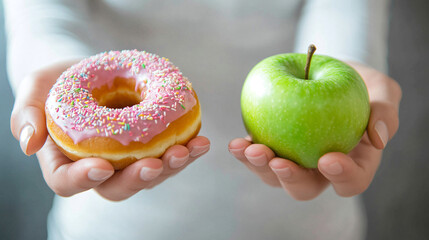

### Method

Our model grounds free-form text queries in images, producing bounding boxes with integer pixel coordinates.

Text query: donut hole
[91,77,144,109]
[96,90,142,109]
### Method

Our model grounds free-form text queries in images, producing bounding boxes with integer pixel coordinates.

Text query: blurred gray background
[0,0,428,239]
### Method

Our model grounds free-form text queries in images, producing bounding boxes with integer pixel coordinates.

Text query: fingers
[145,136,210,189]
[269,158,328,200]
[161,135,211,174]
[144,145,191,189]
[37,138,114,197]
[229,138,329,200]
[228,137,252,162]
[229,138,280,187]
[187,136,211,159]
[95,136,210,201]
[318,141,382,197]
[38,136,209,201]
[161,136,210,173]
[95,158,163,201]
[162,145,190,170]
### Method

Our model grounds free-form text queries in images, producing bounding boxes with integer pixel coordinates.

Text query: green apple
[241,46,370,168]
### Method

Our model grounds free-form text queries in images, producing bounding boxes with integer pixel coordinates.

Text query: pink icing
[45,50,197,145]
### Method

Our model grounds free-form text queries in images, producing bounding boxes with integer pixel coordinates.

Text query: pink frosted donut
[45,50,201,170]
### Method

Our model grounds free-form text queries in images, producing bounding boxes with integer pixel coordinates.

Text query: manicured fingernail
[190,145,210,158]
[88,168,113,181]
[375,121,389,148]
[247,154,267,167]
[19,125,34,155]
[140,167,163,181]
[323,162,343,175]
[272,167,292,179]
[169,155,188,169]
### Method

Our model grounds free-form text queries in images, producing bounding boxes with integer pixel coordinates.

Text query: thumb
[10,61,75,155]
[10,72,53,155]
[366,75,402,150]
[367,101,399,149]
[346,61,402,150]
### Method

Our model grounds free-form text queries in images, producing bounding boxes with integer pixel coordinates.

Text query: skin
[10,60,401,202]
[10,60,210,201]
[229,61,402,200]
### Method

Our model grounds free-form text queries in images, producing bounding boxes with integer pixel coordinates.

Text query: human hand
[10,61,210,201]
[229,61,401,200]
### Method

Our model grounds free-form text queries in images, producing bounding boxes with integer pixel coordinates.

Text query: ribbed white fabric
[4,0,390,239]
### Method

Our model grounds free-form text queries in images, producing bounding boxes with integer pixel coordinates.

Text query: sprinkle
[46,50,195,143]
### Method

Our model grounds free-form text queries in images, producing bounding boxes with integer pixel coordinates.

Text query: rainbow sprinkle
[46,50,196,145]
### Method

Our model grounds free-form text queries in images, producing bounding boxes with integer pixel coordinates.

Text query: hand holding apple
[229,46,401,200]
[241,45,370,168]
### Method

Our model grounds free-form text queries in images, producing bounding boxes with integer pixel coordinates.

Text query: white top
[4,0,390,239]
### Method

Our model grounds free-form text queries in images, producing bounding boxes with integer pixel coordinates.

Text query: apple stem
[304,44,317,80]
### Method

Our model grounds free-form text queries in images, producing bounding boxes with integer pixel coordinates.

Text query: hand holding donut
[229,62,401,200]
[10,55,210,201]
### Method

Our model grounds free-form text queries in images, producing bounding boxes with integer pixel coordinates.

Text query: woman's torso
[48,1,365,239]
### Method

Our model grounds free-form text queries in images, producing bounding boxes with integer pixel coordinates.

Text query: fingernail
[190,144,210,158]
[247,154,267,167]
[169,155,188,169]
[322,162,343,175]
[272,167,292,179]
[88,168,113,181]
[140,167,163,181]
[229,147,245,157]
[375,121,389,148]
[19,125,34,155]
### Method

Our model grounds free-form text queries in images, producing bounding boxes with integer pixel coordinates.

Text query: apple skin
[241,53,370,168]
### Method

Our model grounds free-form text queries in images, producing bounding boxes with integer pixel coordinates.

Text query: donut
[45,50,201,170]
